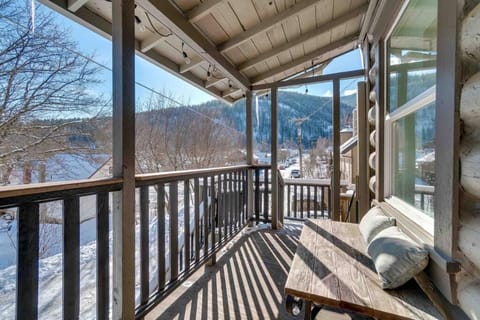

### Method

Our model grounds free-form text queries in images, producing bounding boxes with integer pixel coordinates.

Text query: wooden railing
[0,164,338,319]
[134,165,250,317]
[0,165,253,319]
[281,178,332,220]
[252,165,271,222]
[415,184,434,213]
[0,178,123,320]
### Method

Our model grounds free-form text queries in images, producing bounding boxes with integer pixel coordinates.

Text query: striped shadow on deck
[145,222,303,320]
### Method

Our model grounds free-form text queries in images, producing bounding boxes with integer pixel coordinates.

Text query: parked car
[290,169,301,178]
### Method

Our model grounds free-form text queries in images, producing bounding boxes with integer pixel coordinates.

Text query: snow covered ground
[0,194,210,319]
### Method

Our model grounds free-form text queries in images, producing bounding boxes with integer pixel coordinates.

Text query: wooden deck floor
[145,222,303,320]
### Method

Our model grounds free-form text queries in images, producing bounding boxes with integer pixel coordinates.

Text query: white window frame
[384,86,436,235]
[382,0,437,236]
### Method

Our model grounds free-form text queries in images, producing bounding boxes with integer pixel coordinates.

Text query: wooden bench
[285,219,443,320]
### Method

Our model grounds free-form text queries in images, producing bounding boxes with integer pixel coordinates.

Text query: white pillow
[367,226,429,289]
[359,206,396,244]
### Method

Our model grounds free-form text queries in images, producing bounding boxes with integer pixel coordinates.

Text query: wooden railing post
[271,86,279,229]
[246,91,254,226]
[111,0,136,318]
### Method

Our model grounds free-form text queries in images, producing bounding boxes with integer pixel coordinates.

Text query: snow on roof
[417,152,435,163]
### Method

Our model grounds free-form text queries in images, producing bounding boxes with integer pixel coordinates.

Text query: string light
[182,42,191,65]
[207,65,212,80]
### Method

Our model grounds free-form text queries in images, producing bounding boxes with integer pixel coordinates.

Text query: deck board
[145,222,302,320]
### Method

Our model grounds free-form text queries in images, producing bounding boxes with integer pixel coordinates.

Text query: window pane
[387,0,437,112]
[392,103,435,216]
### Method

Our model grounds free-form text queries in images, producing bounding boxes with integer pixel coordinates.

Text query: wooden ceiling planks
[58,0,369,102]
[193,14,229,45]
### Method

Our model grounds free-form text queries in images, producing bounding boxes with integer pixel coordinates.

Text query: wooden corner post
[112,0,136,319]
[246,90,254,226]
[433,0,462,303]
[332,79,341,221]
[271,87,279,229]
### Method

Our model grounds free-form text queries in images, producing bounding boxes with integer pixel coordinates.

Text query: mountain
[190,91,357,149]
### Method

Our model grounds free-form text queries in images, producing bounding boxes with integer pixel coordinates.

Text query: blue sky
[48,3,362,106]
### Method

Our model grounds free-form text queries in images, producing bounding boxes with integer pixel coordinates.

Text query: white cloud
[343,89,357,96]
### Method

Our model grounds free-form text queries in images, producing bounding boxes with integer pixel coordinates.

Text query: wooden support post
[332,79,341,221]
[271,86,279,228]
[246,91,254,226]
[357,81,370,218]
[111,0,136,318]
[433,0,462,303]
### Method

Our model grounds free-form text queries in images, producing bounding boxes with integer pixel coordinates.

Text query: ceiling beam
[252,36,357,84]
[205,77,226,88]
[139,34,166,53]
[282,61,329,82]
[187,0,224,23]
[179,55,204,73]
[67,0,89,12]
[136,0,250,90]
[238,4,368,71]
[358,0,378,43]
[222,88,242,98]
[218,0,321,53]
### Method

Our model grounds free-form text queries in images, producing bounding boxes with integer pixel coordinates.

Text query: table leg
[304,300,312,320]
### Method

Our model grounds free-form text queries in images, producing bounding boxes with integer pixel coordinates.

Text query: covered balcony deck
[144,221,302,320]
[1,0,474,319]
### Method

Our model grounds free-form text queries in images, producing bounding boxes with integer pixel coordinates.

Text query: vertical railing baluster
[235,171,239,230]
[229,172,233,234]
[203,177,209,256]
[140,186,149,305]
[194,178,200,263]
[63,196,80,319]
[223,173,228,237]
[217,174,223,243]
[287,184,291,218]
[243,169,247,225]
[321,186,325,218]
[300,185,304,219]
[294,185,297,218]
[255,168,260,222]
[328,186,332,218]
[263,168,268,221]
[170,182,179,281]
[97,192,109,320]
[184,180,190,271]
[307,186,311,218]
[314,186,318,218]
[238,171,242,228]
[210,176,216,249]
[157,183,166,290]
[17,203,40,320]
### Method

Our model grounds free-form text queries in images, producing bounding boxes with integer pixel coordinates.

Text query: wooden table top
[284,219,442,320]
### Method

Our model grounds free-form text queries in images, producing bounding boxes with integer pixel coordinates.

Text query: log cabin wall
[367,39,378,202]
[364,0,480,318]
[458,1,480,318]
